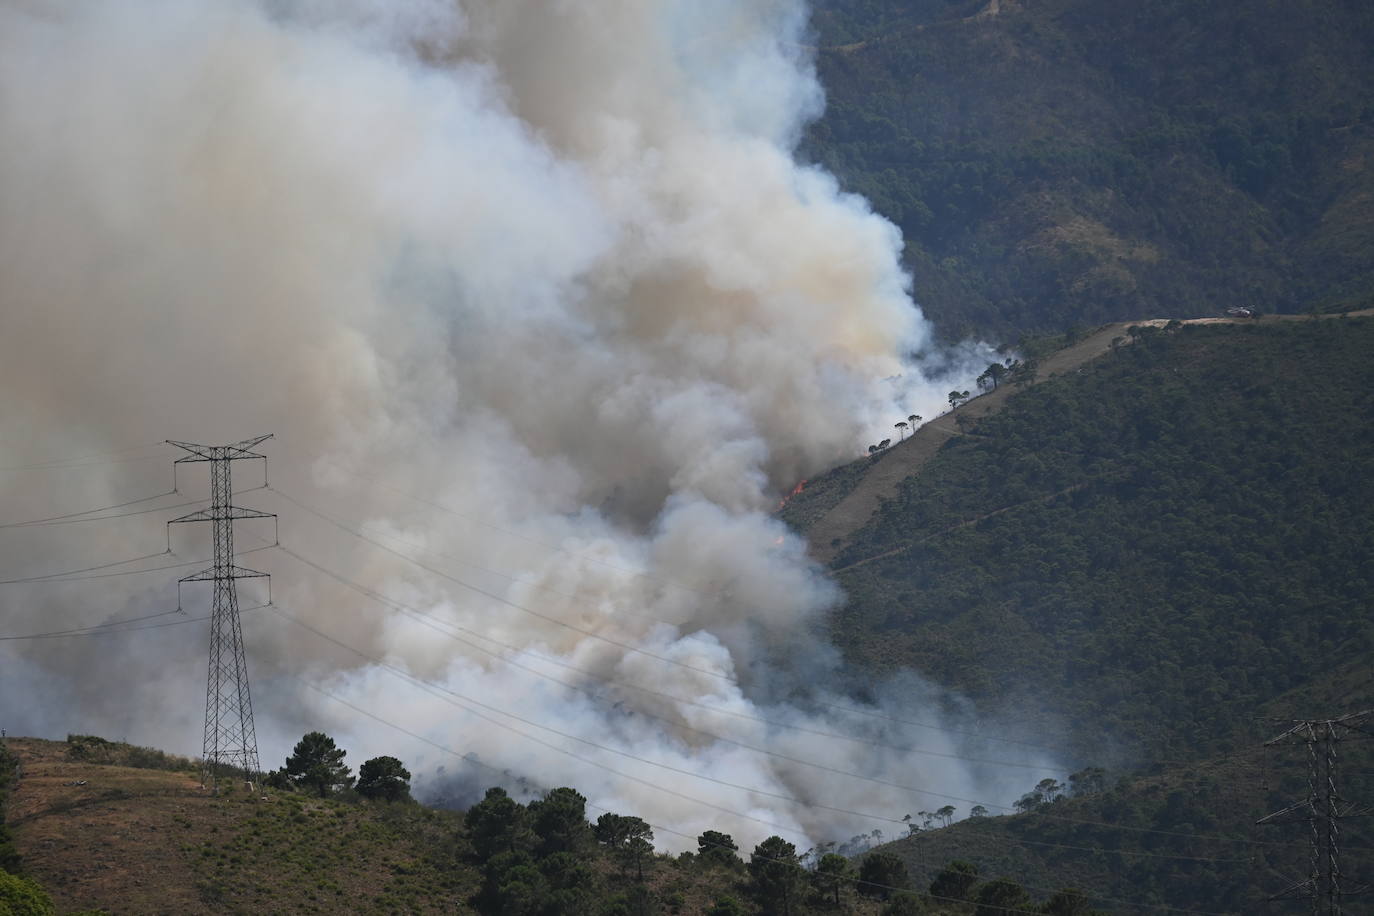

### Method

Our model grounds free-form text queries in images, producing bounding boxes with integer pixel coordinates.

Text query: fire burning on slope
[0,0,1037,851]
[777,479,807,511]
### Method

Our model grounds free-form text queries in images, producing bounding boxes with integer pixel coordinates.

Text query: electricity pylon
[168,436,276,791]
[1258,710,1373,914]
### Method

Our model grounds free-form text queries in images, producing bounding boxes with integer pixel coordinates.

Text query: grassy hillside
[3,738,471,914]
[805,0,1374,340]
[797,316,1374,766]
[8,736,1110,915]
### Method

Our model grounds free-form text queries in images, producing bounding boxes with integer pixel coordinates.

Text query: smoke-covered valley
[0,0,1055,850]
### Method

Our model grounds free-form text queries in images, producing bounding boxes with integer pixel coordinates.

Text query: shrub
[0,869,56,915]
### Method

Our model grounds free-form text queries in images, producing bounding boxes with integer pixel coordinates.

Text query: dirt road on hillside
[804,309,1374,563]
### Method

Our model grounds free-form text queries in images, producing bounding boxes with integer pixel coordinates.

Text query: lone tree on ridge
[284,731,353,798]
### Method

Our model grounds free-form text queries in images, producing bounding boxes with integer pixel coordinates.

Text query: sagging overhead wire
[263,526,1326,851]
[264,599,1265,863]
[0,550,169,584]
[0,603,269,642]
[1,609,189,641]
[4,496,201,528]
[279,449,716,597]
[266,484,1275,769]
[0,544,276,586]
[274,539,1064,773]
[268,601,808,838]
[0,485,265,530]
[0,441,171,473]
[0,490,175,528]
[268,486,741,676]
[268,477,1291,774]
[295,675,1245,916]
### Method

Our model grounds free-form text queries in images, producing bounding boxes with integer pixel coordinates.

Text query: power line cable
[272,487,1032,739]
[264,600,1278,860]
[0,603,268,642]
[3,545,276,585]
[0,550,170,584]
[275,540,1073,773]
[0,490,175,528]
[4,485,264,529]
[267,601,822,836]
[268,486,742,675]
[295,678,1070,915]
[272,467,1298,775]
[273,540,1329,841]
[0,442,171,472]
[1,610,189,641]
[278,452,712,597]
[266,485,1273,768]
[262,494,1332,848]
[295,674,1242,915]
[5,497,201,528]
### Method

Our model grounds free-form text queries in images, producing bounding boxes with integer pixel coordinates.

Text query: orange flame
[776,478,807,510]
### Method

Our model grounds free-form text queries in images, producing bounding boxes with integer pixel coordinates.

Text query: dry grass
[6,738,474,915]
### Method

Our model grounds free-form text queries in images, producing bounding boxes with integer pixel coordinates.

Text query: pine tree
[283,731,352,798]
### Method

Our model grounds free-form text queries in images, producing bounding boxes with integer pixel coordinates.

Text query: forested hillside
[871,728,1374,916]
[805,0,1374,340]
[802,317,1374,767]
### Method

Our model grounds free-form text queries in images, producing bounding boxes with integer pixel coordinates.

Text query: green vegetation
[0,740,19,875]
[824,318,1374,763]
[64,734,196,772]
[745,835,806,914]
[805,0,1374,340]
[871,747,1374,914]
[460,781,1087,914]
[187,787,467,913]
[856,851,910,900]
[14,734,1100,913]
[1,741,56,916]
[777,454,875,533]
[281,731,354,798]
[356,755,412,802]
[0,869,54,916]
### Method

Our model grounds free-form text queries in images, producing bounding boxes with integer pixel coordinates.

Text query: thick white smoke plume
[0,0,1049,849]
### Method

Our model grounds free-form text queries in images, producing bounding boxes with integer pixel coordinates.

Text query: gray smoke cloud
[0,0,1052,849]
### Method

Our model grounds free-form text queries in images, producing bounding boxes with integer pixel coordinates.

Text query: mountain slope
[805,0,1374,340]
[787,316,1374,765]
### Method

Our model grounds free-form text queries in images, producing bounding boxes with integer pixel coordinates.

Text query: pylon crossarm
[1263,721,1315,746]
[1330,712,1374,741]
[179,564,268,584]
[1338,880,1372,898]
[228,434,273,453]
[1257,800,1315,825]
[170,506,274,524]
[168,435,272,460]
[1267,876,1317,902]
[167,441,217,462]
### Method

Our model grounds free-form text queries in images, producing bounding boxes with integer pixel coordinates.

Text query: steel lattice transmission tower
[1258,709,1373,914]
[168,436,276,791]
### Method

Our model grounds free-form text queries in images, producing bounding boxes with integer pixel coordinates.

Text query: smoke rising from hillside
[0,0,1047,847]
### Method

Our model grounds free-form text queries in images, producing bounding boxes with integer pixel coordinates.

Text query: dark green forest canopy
[817,318,1374,763]
[804,0,1374,340]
